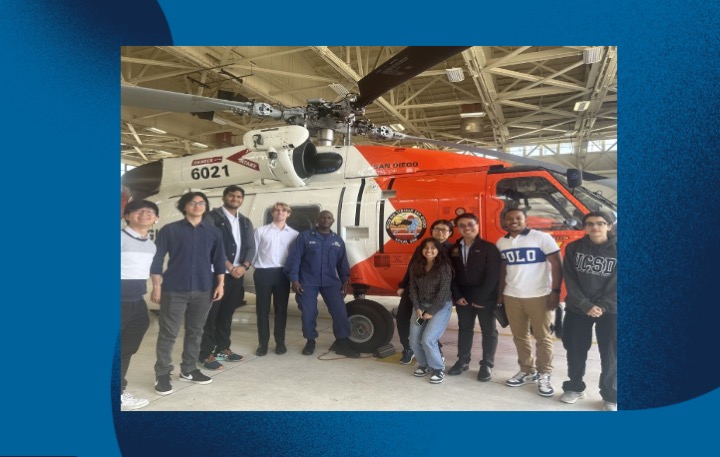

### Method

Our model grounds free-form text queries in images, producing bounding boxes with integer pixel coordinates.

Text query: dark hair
[410,238,451,278]
[454,213,478,226]
[502,207,527,218]
[177,191,210,216]
[431,219,453,234]
[582,211,613,225]
[123,199,159,218]
[223,185,245,197]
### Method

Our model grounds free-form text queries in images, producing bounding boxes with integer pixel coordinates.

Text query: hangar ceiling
[121,46,617,197]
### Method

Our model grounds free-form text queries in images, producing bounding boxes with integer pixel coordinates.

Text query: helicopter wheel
[346,299,394,353]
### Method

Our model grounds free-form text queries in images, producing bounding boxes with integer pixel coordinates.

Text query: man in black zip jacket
[448,213,502,381]
[559,211,617,411]
[199,185,257,370]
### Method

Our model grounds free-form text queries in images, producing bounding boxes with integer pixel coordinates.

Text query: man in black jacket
[199,186,257,370]
[559,211,617,411]
[447,213,502,381]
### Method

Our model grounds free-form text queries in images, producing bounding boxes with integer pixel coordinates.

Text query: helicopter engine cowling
[243,126,316,188]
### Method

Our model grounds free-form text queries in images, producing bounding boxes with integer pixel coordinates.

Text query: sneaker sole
[179,376,212,385]
[121,400,150,411]
[538,389,555,397]
[399,356,415,365]
[429,378,444,384]
[155,389,173,396]
[560,393,587,404]
[414,372,430,377]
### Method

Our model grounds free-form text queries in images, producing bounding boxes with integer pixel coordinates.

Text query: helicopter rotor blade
[402,135,617,190]
[121,85,251,113]
[354,46,471,108]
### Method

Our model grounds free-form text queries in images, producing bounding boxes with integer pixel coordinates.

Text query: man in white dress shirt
[252,202,299,356]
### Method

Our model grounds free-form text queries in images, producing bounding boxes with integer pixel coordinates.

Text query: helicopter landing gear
[345,298,394,353]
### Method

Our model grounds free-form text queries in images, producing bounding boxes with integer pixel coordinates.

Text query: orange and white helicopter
[121,47,617,353]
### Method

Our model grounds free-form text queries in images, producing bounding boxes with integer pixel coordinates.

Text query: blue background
[1,0,718,455]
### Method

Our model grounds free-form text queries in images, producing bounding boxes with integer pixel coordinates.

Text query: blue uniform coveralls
[284,229,351,340]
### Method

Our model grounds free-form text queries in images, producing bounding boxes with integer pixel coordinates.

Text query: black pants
[199,274,245,360]
[561,310,617,403]
[396,291,413,350]
[121,298,150,392]
[455,304,498,367]
[254,268,290,347]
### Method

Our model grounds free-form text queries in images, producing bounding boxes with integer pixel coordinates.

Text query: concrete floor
[124,294,606,412]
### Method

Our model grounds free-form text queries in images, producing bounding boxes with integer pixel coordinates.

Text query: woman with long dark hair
[408,238,454,384]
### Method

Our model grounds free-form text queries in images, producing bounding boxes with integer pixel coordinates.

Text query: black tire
[346,299,395,353]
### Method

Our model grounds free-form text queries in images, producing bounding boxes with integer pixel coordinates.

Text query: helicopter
[121,46,617,353]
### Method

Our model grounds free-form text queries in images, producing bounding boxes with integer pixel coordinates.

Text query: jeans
[409,303,452,370]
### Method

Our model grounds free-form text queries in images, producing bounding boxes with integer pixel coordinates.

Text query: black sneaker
[477,364,492,382]
[334,338,360,358]
[413,366,432,377]
[155,374,173,395]
[399,349,415,365]
[302,340,315,355]
[179,369,212,385]
[430,369,445,384]
[448,360,469,376]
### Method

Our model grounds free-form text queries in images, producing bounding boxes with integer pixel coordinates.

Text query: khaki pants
[504,294,554,374]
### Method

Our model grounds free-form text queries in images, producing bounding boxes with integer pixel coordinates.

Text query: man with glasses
[447,213,502,381]
[150,191,226,395]
[559,211,617,411]
[395,220,453,364]
[497,207,562,397]
[120,200,159,410]
[198,186,256,370]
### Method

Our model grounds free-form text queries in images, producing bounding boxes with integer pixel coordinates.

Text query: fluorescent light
[212,115,228,125]
[574,101,591,112]
[389,123,405,131]
[446,67,465,83]
[191,142,209,148]
[583,47,604,64]
[329,83,350,96]
[145,127,166,134]
[460,111,486,118]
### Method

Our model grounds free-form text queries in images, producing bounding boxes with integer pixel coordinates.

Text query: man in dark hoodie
[559,211,617,411]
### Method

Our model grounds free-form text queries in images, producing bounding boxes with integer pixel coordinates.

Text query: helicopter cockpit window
[264,205,320,233]
[496,176,584,232]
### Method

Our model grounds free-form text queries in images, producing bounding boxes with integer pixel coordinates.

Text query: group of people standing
[395,208,617,411]
[119,186,358,410]
[120,186,617,412]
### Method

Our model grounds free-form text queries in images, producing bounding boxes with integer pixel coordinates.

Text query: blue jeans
[409,303,452,370]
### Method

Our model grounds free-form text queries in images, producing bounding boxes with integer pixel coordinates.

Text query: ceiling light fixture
[459,111,486,118]
[145,127,166,134]
[212,115,228,126]
[329,83,350,97]
[583,47,604,64]
[574,101,591,112]
[191,142,209,148]
[389,123,405,131]
[446,67,465,83]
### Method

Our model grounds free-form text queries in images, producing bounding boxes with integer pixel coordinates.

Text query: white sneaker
[559,390,587,404]
[506,371,538,387]
[603,401,618,411]
[121,392,150,411]
[537,373,554,397]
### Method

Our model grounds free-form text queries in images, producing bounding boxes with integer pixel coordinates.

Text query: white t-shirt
[496,229,560,298]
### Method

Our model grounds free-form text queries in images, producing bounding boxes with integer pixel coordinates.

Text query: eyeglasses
[432,227,450,232]
[131,209,156,216]
[188,201,207,207]
[457,223,477,229]
[584,221,608,228]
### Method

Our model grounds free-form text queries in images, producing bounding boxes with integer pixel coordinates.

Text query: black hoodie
[563,235,617,315]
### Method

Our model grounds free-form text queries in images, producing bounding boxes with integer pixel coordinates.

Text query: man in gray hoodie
[559,211,617,411]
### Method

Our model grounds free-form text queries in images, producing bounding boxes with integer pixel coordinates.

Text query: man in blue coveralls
[285,210,360,358]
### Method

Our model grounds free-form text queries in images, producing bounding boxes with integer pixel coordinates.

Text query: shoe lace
[538,374,551,386]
